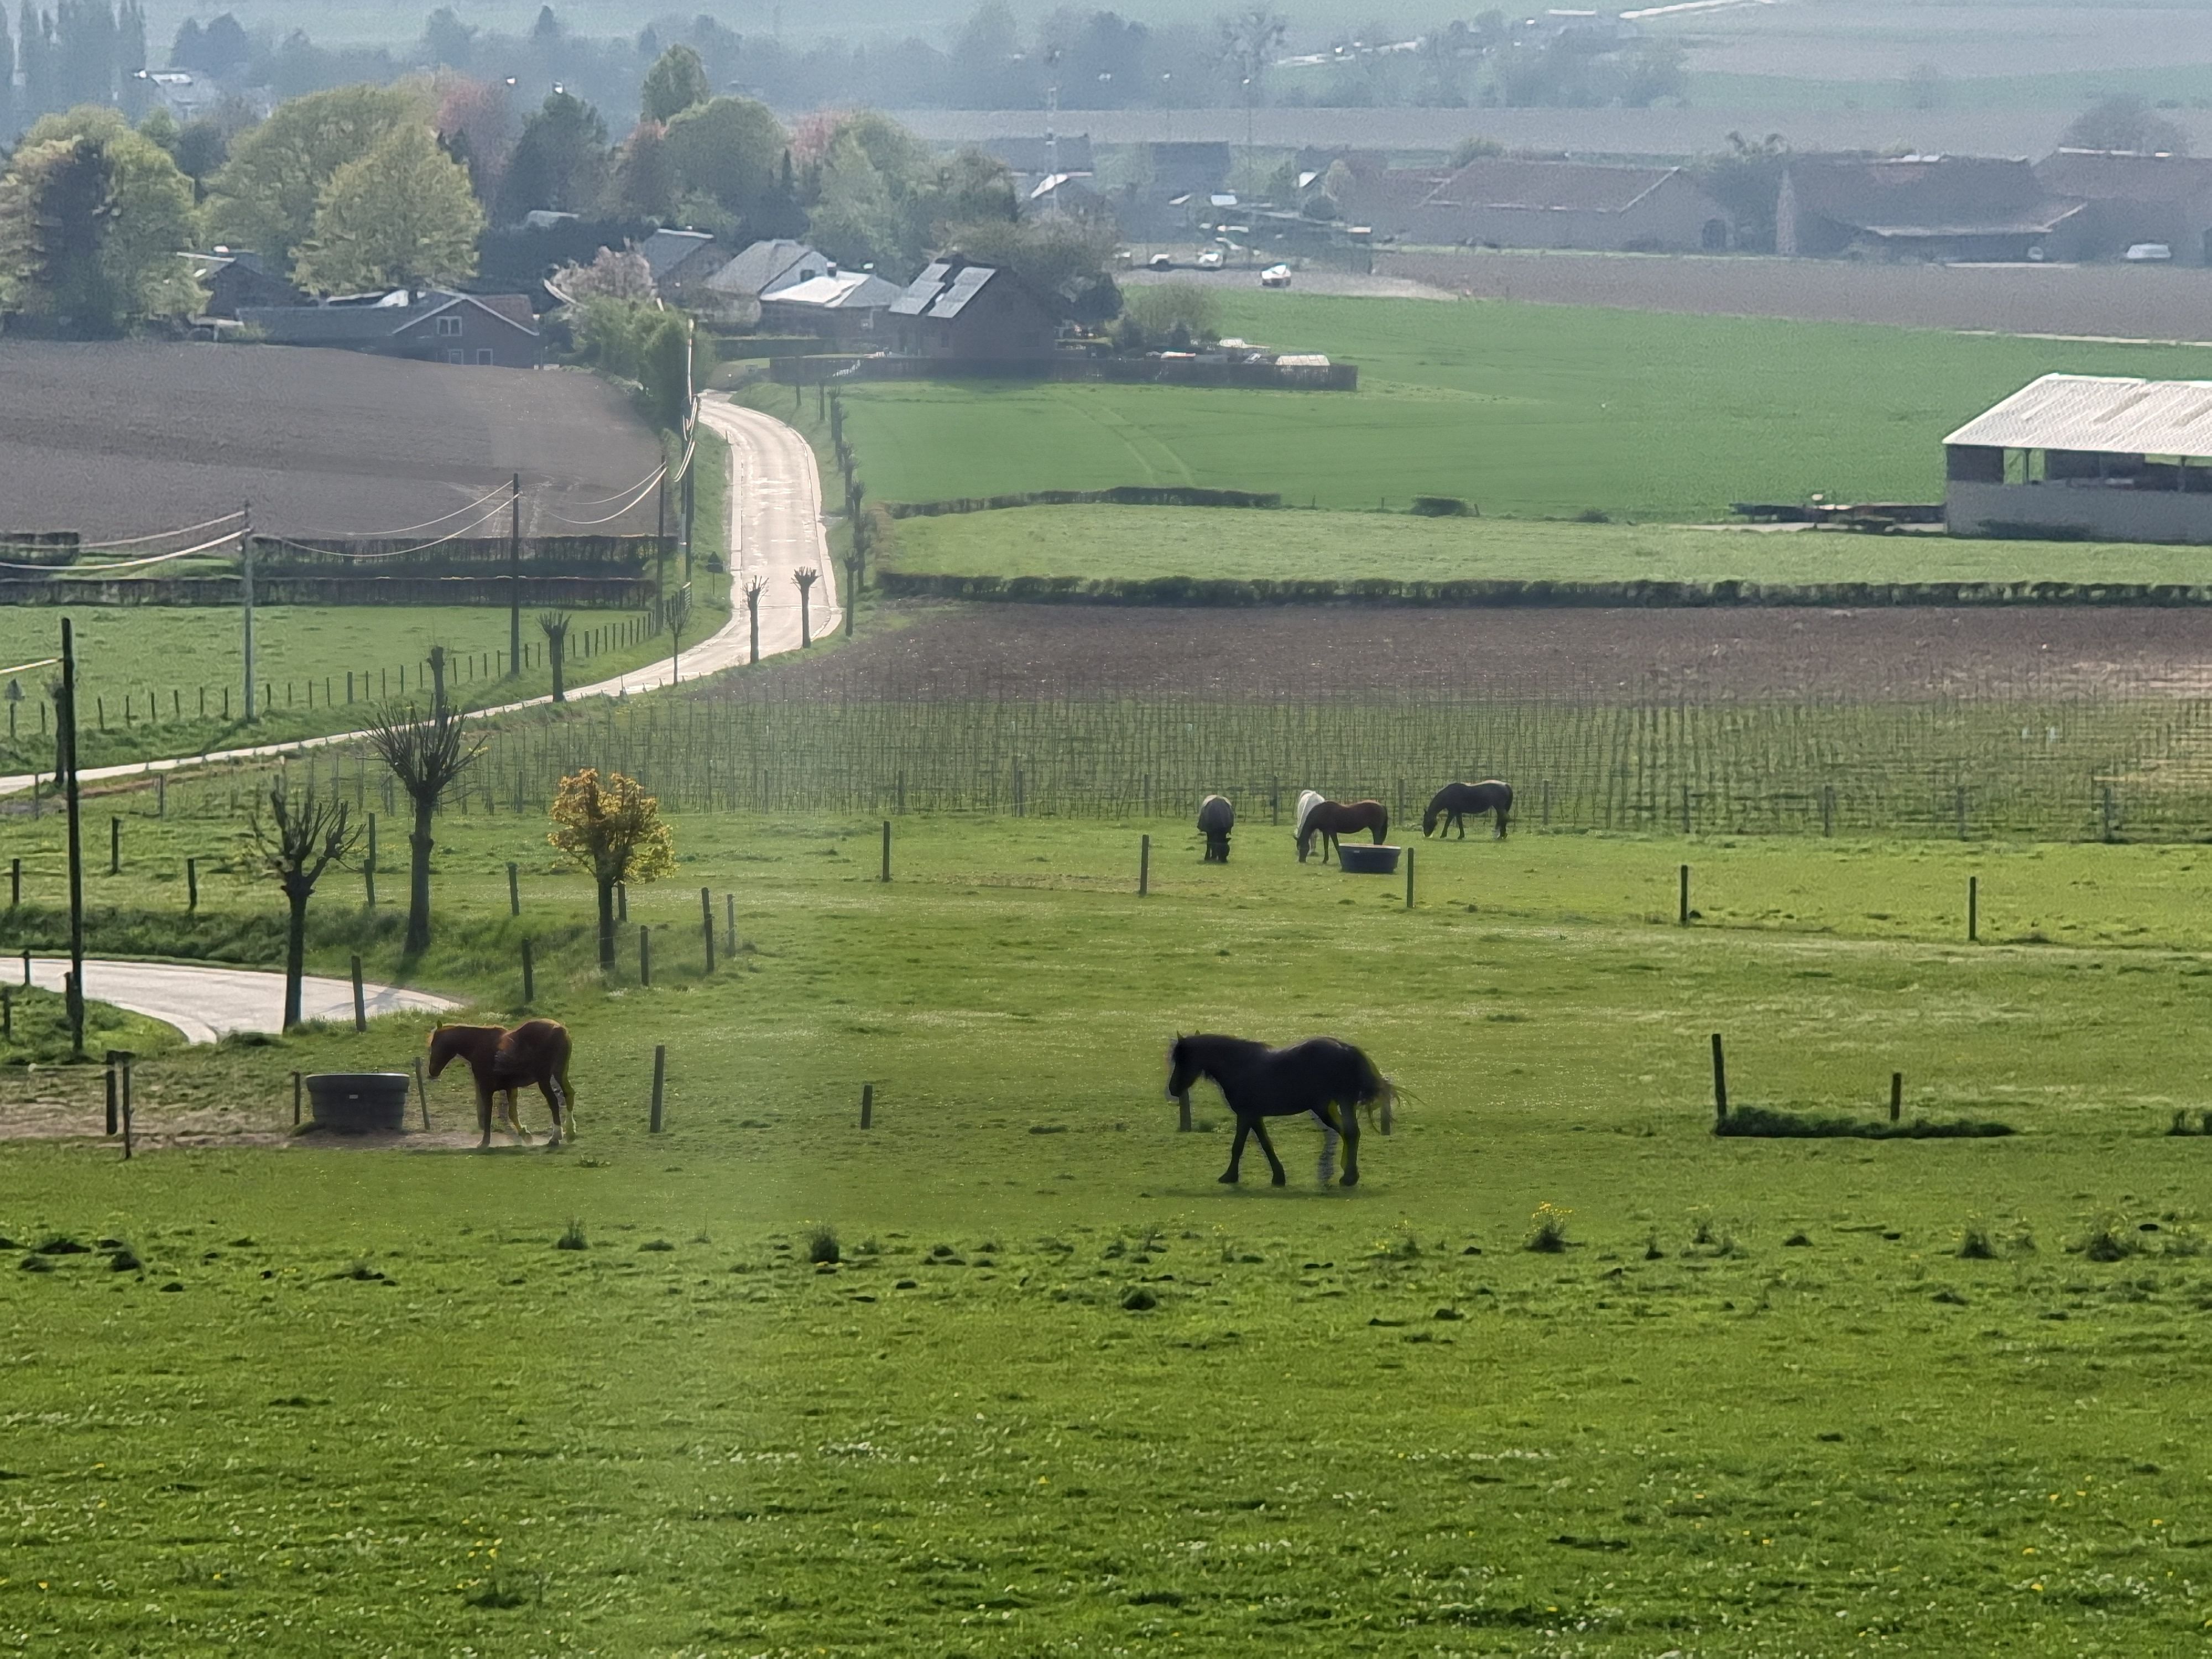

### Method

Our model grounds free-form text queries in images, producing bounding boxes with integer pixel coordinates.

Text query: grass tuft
[807,1224,841,1266]
[1958,1220,1997,1260]
[555,1220,588,1251]
[1524,1203,1572,1254]
[2075,1212,2141,1262]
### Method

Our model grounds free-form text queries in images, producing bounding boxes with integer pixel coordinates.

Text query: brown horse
[1295,795,1389,864]
[427,1020,577,1148]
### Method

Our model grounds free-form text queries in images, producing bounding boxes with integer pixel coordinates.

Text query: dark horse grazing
[1423,780,1514,839]
[1295,796,1389,864]
[428,1020,577,1147]
[1166,1034,1394,1188]
[1197,794,1235,862]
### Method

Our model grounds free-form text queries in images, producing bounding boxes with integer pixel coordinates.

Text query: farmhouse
[758,267,904,343]
[1777,155,2080,260]
[1350,156,1733,252]
[888,257,1060,359]
[637,228,727,304]
[2037,149,2212,265]
[1944,373,2212,541]
[185,250,304,319]
[238,290,540,368]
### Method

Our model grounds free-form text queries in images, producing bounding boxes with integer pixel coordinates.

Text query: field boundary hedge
[0,576,655,608]
[885,487,1281,519]
[878,572,2212,608]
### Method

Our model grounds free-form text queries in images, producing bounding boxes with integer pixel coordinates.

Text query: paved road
[0,398,836,798]
[18,958,456,1045]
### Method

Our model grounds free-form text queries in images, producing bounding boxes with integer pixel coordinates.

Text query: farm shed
[758,268,904,343]
[238,291,540,368]
[1350,156,1733,252]
[637,228,727,304]
[888,257,1061,360]
[1944,373,2212,541]
[1777,156,2081,261]
[185,251,303,319]
[2037,149,2212,266]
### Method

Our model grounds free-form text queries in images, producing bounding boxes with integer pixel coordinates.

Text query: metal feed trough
[305,1073,411,1132]
[1336,843,1401,875]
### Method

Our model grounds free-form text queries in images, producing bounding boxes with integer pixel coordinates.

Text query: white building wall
[1948,480,2212,543]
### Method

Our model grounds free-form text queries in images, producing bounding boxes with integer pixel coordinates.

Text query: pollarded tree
[536,609,572,702]
[364,684,486,954]
[293,122,484,293]
[548,769,675,969]
[244,785,362,1030]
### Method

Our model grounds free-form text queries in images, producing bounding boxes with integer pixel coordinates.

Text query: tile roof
[2037,148,2212,204]
[638,228,718,281]
[706,239,825,296]
[1423,156,1683,214]
[1787,156,2070,234]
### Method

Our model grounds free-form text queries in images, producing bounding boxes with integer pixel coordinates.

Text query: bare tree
[536,610,573,702]
[364,698,487,953]
[244,785,362,1029]
[743,573,766,665]
[793,566,818,649]
[664,586,692,682]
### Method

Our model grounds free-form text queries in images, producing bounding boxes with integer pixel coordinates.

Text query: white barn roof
[1947,373,2212,458]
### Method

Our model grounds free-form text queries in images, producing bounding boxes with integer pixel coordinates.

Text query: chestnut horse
[1166,1034,1394,1188]
[1295,794,1389,864]
[1423,780,1514,839]
[427,1020,576,1148]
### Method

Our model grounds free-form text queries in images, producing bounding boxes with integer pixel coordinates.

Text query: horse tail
[1344,1042,1395,1135]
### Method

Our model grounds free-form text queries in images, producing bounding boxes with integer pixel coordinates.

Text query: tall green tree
[662,93,785,226]
[639,41,709,123]
[0,105,200,334]
[494,88,607,222]
[293,122,483,293]
[205,83,427,274]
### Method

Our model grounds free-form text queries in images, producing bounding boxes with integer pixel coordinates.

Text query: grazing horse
[1295,795,1389,864]
[1197,794,1236,862]
[427,1020,577,1148]
[1423,780,1514,840]
[1166,1033,1394,1188]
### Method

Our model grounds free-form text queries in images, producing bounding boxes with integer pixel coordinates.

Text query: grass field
[888,505,2212,587]
[4,792,2212,1651]
[0,430,733,776]
[840,297,2212,520]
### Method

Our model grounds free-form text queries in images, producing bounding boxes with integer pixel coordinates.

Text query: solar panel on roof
[931,267,996,317]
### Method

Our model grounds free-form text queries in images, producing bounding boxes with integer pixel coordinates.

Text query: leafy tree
[418,7,476,70]
[662,93,785,226]
[640,41,709,123]
[495,88,608,222]
[434,76,513,206]
[572,296,690,429]
[206,82,428,273]
[547,768,675,969]
[0,105,200,334]
[1125,280,1219,347]
[364,681,486,955]
[1693,132,1789,253]
[1449,134,1505,168]
[243,784,360,1030]
[2063,95,2189,156]
[293,121,484,293]
[943,213,1118,309]
[606,118,676,220]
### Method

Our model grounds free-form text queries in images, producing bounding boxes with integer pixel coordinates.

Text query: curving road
[18,958,456,1045]
[0,398,836,799]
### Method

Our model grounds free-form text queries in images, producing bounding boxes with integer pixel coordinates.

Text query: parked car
[1196,248,1224,270]
[1147,252,1173,271]
[1260,264,1292,289]
[2125,243,2174,263]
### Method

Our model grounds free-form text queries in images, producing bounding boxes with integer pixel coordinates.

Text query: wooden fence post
[412,1056,431,1129]
[725,893,736,954]
[2102,783,2116,843]
[1890,1071,1903,1124]
[351,955,366,1032]
[105,1051,118,1135]
[109,815,121,875]
[508,862,520,916]
[860,1083,873,1129]
[700,886,715,971]
[1139,834,1150,896]
[650,1044,666,1133]
[9,857,18,908]
[881,820,891,883]
[1710,1032,1728,1125]
[1404,847,1415,910]
[121,1055,132,1160]
[1968,875,1978,943]
[640,925,652,988]
[1679,864,1691,926]
[186,857,197,912]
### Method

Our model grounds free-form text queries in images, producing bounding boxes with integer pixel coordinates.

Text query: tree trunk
[596,875,617,969]
[551,636,566,702]
[284,892,309,1030]
[405,793,435,953]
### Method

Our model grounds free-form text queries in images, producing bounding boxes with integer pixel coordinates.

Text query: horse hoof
[1339,1171,1360,1187]
[1271,1173,1287,1187]
[1217,1171,1239,1185]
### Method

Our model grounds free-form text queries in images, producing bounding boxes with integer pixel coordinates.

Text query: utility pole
[58,618,85,1057]
[508,472,521,676]
[239,502,255,723]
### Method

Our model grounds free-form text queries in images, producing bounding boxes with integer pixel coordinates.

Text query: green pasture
[4,798,2212,1651]
[888,504,2212,587]
[833,299,2212,520]
[0,431,732,776]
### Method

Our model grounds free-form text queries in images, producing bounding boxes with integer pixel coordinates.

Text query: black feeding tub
[305,1073,411,1133]
[1337,843,1402,875]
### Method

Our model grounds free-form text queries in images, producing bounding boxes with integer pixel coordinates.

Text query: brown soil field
[1379,250,2212,344]
[0,342,664,542]
[733,601,2212,703]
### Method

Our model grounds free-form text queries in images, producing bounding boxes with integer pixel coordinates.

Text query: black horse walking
[1423,780,1513,839]
[1166,1034,1394,1187]
[1197,794,1235,862]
